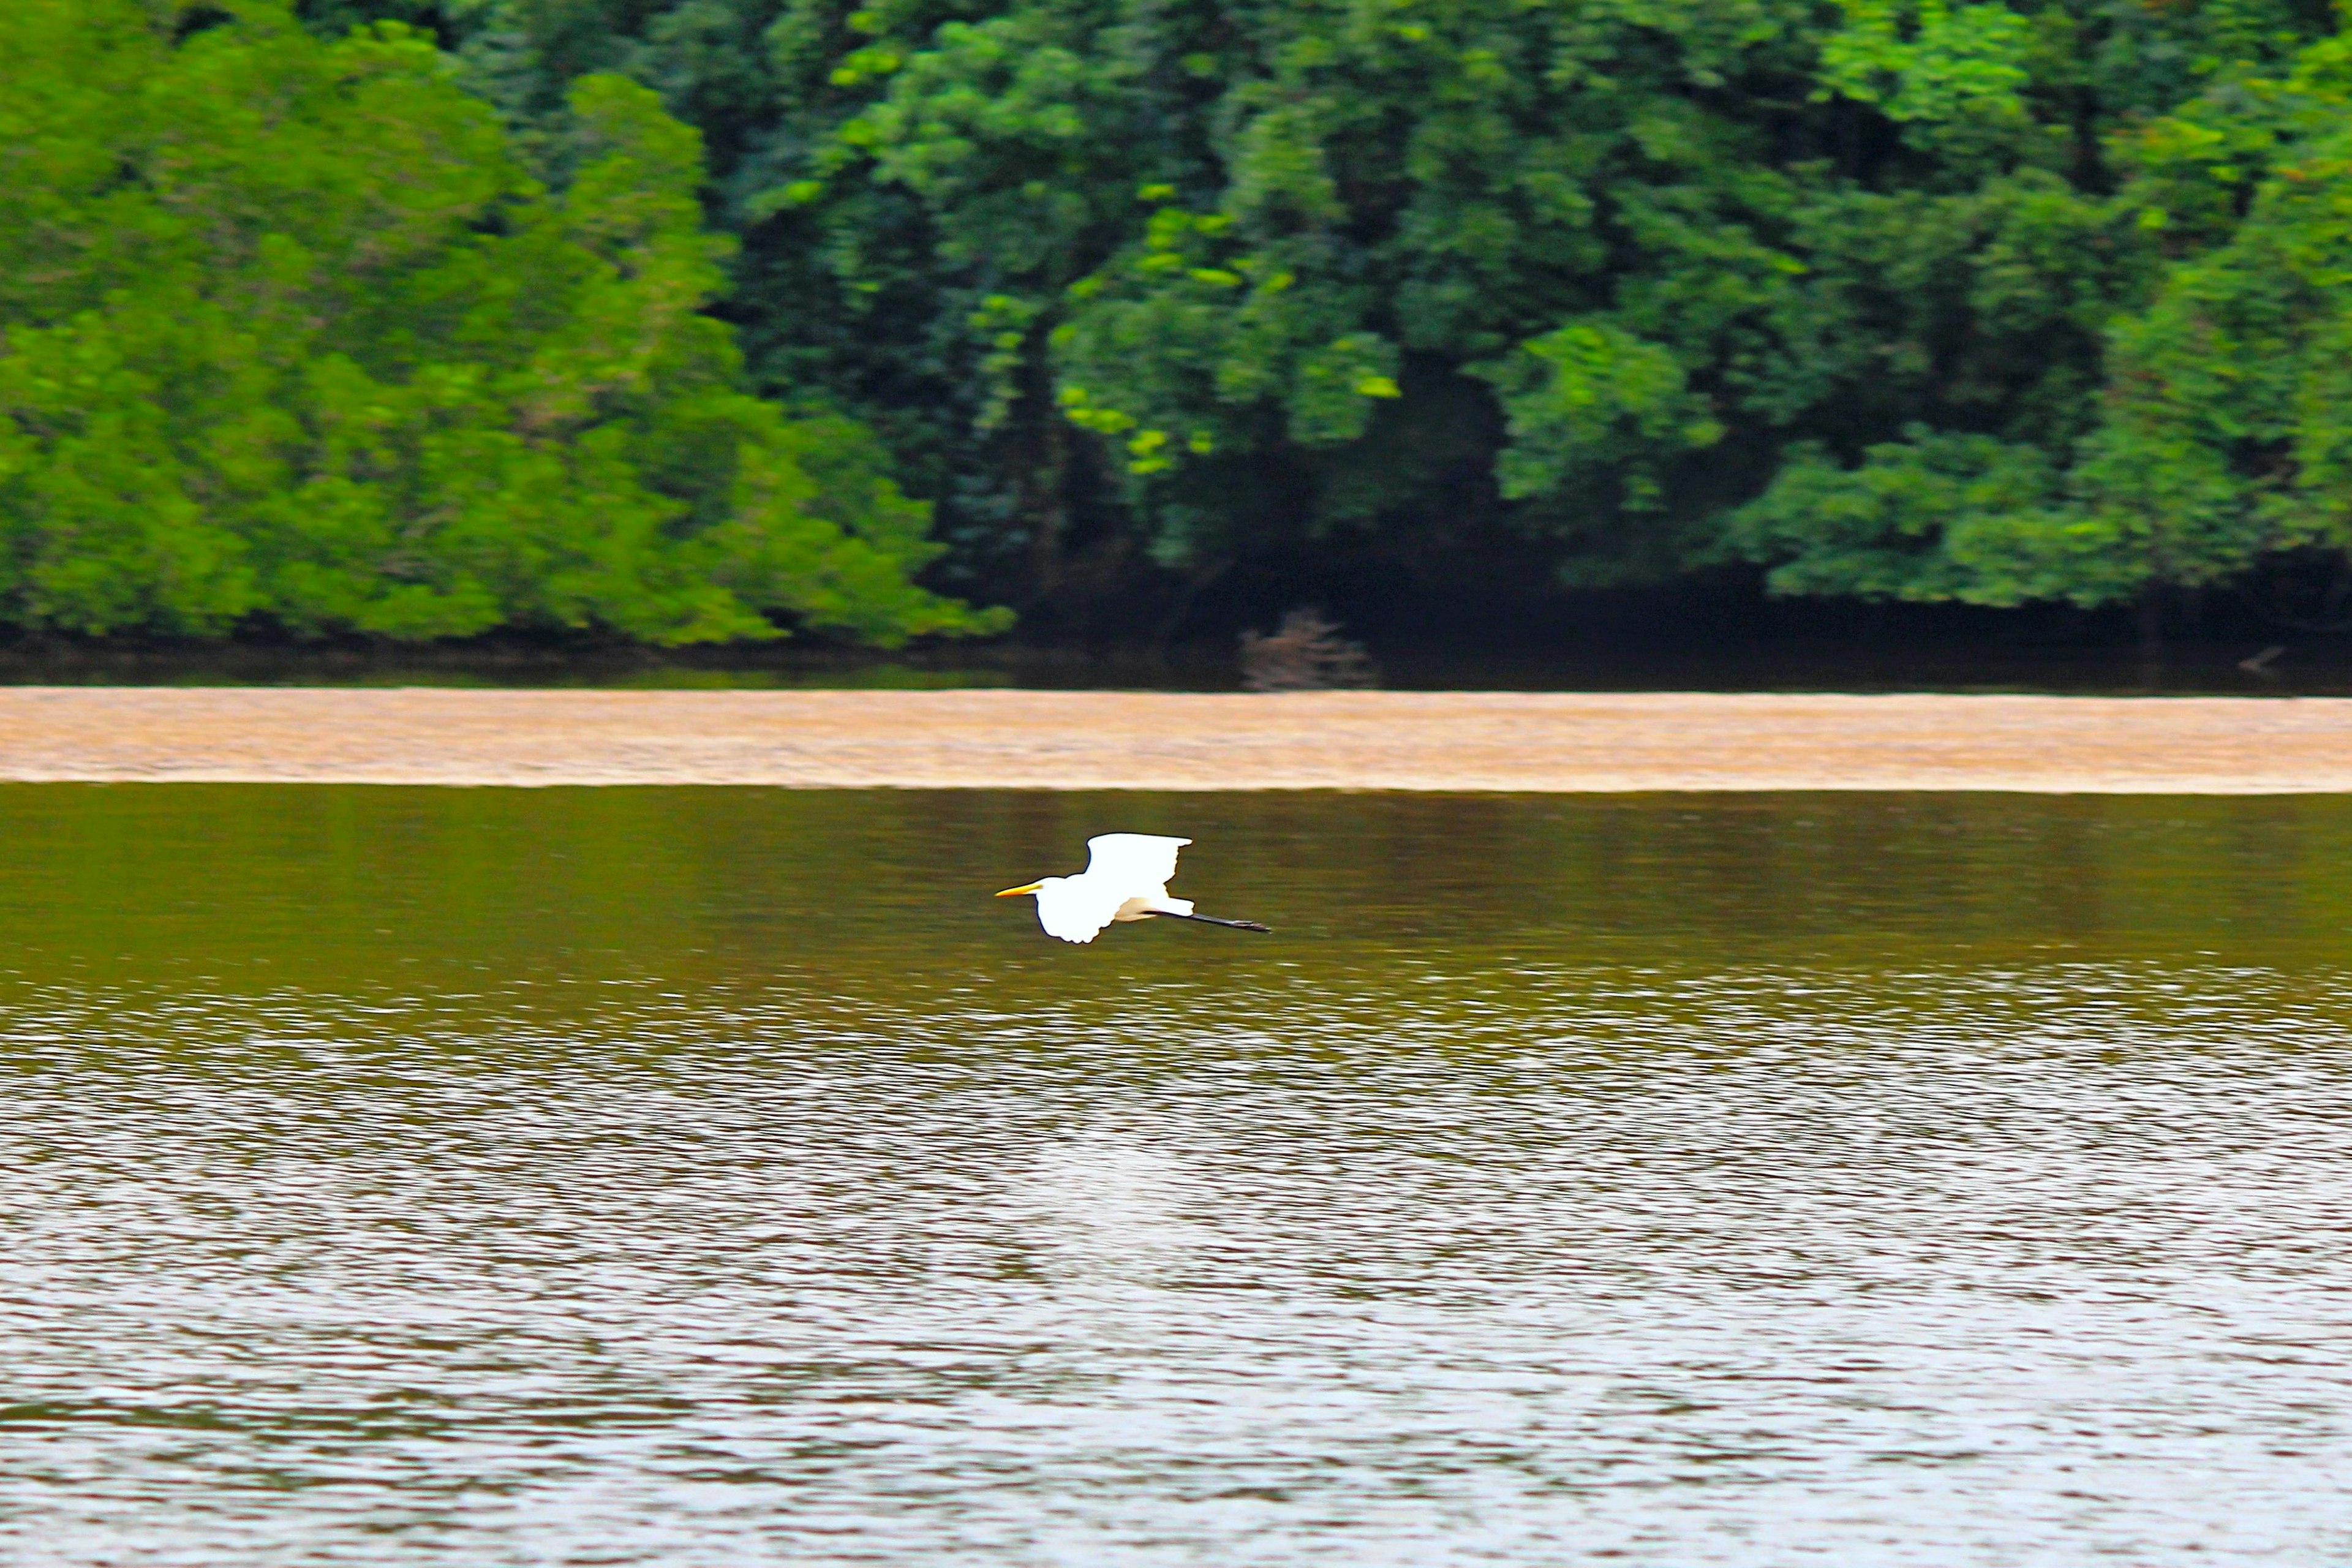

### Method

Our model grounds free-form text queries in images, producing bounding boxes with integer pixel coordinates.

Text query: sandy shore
[0,687,2346,791]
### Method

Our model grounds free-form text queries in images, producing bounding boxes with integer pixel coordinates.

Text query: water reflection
[0,787,2346,1564]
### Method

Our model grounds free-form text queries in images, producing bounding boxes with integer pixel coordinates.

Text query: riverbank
[0,687,2346,791]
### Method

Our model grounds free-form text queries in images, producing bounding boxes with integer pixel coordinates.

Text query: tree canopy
[0,0,1005,644]
[16,0,2352,643]
[317,0,2346,635]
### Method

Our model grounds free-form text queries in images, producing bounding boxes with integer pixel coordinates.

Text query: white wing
[1034,878,1128,943]
[1084,834,1191,888]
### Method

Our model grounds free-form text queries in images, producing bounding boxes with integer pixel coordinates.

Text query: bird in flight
[996,834,1272,944]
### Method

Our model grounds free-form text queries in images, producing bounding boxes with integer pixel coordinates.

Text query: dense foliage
[296,0,2352,633]
[13,0,2352,642]
[0,0,1004,644]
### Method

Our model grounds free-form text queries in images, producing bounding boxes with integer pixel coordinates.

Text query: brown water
[0,787,2347,1564]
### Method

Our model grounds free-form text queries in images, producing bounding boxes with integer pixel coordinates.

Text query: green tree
[301,0,2350,628]
[1724,0,2350,625]
[0,0,1003,644]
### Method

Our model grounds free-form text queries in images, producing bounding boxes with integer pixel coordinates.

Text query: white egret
[995,834,1272,944]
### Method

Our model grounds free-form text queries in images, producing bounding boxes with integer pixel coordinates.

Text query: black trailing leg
[1159,911,1272,933]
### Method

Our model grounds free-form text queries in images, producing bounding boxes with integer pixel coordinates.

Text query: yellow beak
[995,881,1044,898]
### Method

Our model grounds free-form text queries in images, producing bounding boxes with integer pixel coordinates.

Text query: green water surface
[0,786,2346,1566]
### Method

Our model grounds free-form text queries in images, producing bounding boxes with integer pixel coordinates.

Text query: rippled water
[0,787,2347,1564]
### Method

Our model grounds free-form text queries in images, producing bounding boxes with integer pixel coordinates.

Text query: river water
[0,786,2346,1564]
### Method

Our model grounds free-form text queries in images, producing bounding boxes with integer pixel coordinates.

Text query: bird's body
[996,834,1270,943]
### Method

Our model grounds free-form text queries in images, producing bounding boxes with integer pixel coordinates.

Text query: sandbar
[0,687,2345,792]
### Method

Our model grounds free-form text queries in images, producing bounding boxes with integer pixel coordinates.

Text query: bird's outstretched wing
[1034,881,1126,943]
[1084,833,1191,888]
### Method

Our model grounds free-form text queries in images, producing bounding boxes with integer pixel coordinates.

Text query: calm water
[1,786,2348,1564]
